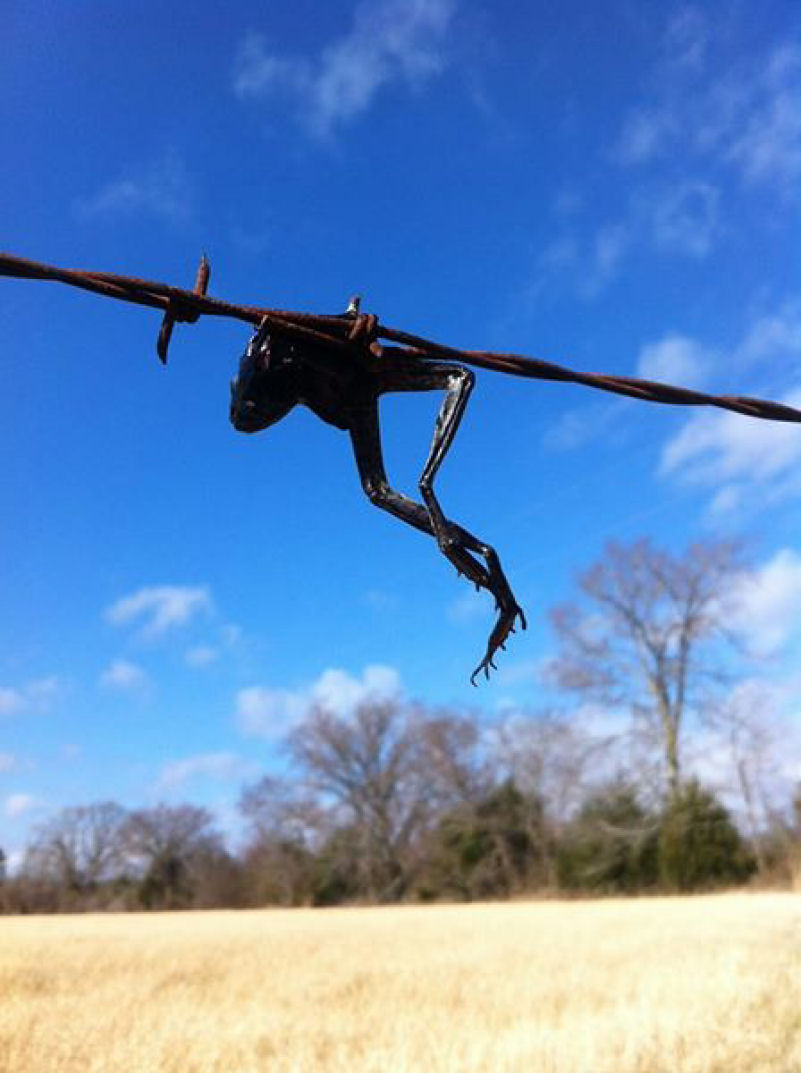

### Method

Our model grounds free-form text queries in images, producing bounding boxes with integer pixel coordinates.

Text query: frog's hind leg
[349,365,525,683]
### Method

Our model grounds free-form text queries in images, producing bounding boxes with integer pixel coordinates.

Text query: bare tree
[239,775,323,906]
[240,775,324,845]
[549,538,742,798]
[121,804,222,909]
[494,710,618,825]
[698,681,787,873]
[416,713,488,810]
[286,700,428,901]
[24,802,128,896]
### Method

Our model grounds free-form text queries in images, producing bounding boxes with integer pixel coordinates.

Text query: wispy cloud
[541,398,629,453]
[528,17,800,306]
[236,664,402,739]
[0,677,61,718]
[184,645,219,668]
[649,180,720,258]
[75,150,193,224]
[637,333,713,388]
[728,550,801,657]
[106,585,212,639]
[713,45,801,195]
[614,12,801,197]
[364,588,400,612]
[686,674,801,813]
[4,793,40,818]
[662,6,709,73]
[99,658,150,692]
[659,385,801,515]
[158,751,256,789]
[646,298,801,517]
[736,298,801,369]
[232,0,457,139]
[0,753,16,772]
[528,179,720,301]
[236,686,308,740]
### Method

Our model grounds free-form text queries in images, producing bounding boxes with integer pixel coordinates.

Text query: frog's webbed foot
[470,597,527,685]
[439,534,526,684]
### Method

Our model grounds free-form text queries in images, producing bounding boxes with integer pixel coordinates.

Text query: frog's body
[229,316,525,683]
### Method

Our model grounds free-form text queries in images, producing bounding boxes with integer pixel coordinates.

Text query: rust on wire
[2,248,800,682]
[2,250,798,424]
[156,253,211,363]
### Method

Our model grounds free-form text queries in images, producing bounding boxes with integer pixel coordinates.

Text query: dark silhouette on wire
[2,251,799,682]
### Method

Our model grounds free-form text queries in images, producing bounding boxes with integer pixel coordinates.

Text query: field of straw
[0,892,799,1072]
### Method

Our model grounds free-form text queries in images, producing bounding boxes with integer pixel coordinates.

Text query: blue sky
[2,1,800,864]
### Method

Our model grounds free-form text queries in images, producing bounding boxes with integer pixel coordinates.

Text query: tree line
[3,538,799,913]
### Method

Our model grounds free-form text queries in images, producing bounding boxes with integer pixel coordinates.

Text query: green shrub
[422,780,547,900]
[556,783,658,893]
[658,780,755,891]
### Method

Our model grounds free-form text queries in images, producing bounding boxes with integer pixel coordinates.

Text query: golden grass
[0,892,798,1072]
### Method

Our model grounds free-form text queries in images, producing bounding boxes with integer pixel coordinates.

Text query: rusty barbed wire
[2,250,800,425]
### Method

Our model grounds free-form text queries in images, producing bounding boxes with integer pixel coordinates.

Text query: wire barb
[1,250,799,425]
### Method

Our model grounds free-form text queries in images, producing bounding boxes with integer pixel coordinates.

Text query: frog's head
[230,323,299,433]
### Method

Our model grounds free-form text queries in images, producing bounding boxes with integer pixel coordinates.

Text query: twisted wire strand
[2,251,799,425]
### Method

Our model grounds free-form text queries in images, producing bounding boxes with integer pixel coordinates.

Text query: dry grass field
[0,893,798,1073]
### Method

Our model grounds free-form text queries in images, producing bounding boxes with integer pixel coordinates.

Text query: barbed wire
[2,250,799,425]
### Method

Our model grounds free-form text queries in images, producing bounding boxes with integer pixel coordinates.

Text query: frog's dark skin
[230,315,526,683]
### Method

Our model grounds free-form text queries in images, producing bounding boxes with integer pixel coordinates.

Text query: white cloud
[220,624,243,647]
[614,107,676,166]
[721,46,801,194]
[652,300,801,514]
[530,180,720,301]
[364,588,399,611]
[106,585,211,638]
[524,236,579,302]
[649,180,719,257]
[656,386,801,487]
[26,677,61,706]
[236,686,308,740]
[185,645,219,668]
[4,850,24,876]
[312,665,400,712]
[0,753,15,772]
[0,687,24,717]
[0,677,61,717]
[158,751,253,789]
[4,793,39,818]
[236,664,402,739]
[663,7,709,73]
[99,658,149,692]
[541,398,629,453]
[527,22,798,309]
[736,298,801,368]
[75,150,193,223]
[637,334,713,388]
[687,674,801,812]
[580,224,631,297]
[232,0,456,138]
[615,17,801,197]
[728,550,801,657]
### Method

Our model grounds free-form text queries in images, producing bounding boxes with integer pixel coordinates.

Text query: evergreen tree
[556,783,659,893]
[658,780,755,891]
